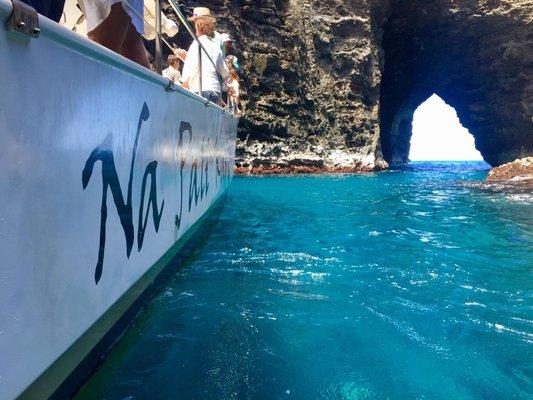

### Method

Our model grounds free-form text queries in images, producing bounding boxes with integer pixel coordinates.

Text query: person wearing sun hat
[177,6,240,67]
[181,8,228,104]
[188,6,215,21]
[226,54,240,72]
[174,6,217,62]
[215,32,232,56]
[189,6,227,56]
[215,33,240,72]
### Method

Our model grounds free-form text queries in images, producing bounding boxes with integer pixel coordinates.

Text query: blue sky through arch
[410,94,483,161]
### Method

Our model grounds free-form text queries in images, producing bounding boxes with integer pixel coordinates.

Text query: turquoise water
[76,162,533,400]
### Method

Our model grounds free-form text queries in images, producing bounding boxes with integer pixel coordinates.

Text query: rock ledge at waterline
[486,157,533,188]
[234,143,388,174]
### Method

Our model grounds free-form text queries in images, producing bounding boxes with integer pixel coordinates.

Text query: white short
[78,0,144,35]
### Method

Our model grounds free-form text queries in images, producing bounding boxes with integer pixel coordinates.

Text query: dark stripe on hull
[19,195,227,400]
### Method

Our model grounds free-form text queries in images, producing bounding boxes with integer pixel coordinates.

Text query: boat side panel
[0,9,236,399]
[26,195,227,400]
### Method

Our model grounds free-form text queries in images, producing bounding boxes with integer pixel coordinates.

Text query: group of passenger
[20,0,241,113]
[163,7,241,113]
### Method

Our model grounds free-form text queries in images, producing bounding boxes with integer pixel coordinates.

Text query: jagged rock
[486,157,533,187]
[172,1,532,173]
[234,140,388,174]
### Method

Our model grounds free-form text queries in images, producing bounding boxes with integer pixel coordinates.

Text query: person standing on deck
[174,8,237,68]
[78,0,150,68]
[163,55,182,84]
[181,12,228,105]
[216,33,236,59]
[225,59,241,115]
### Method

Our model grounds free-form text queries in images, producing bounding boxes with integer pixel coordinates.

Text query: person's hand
[174,48,188,61]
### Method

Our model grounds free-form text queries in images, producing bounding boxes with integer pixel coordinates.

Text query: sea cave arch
[378,1,532,167]
[409,94,483,161]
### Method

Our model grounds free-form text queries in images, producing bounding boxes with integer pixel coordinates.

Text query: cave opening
[409,94,483,162]
[378,1,532,168]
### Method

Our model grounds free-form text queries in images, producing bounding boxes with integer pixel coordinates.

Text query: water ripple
[76,162,533,400]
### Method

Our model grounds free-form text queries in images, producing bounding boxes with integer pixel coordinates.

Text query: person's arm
[174,48,188,62]
[227,83,235,97]
[233,81,240,99]
[217,51,229,80]
[180,42,198,86]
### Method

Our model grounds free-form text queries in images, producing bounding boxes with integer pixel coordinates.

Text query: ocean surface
[76,161,533,400]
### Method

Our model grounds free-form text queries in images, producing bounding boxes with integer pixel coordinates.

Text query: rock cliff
[174,1,532,172]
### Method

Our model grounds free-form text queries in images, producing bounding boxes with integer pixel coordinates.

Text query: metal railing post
[198,41,203,97]
[155,0,162,74]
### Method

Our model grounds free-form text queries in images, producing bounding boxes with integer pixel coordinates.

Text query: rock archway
[379,0,533,167]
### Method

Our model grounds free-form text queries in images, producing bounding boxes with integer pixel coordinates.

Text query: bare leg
[87,3,130,54]
[87,3,149,69]
[120,24,151,69]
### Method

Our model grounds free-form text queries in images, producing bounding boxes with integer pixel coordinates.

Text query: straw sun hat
[188,7,216,21]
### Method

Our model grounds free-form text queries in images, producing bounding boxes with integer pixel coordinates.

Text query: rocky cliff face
[176,1,532,172]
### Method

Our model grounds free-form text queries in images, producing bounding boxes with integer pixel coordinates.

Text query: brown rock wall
[175,0,390,172]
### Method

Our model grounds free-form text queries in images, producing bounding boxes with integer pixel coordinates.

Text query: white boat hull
[0,1,237,398]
